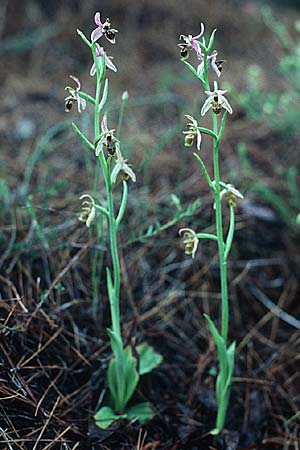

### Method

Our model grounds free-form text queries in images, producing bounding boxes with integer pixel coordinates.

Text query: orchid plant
[65,12,161,429]
[178,24,244,434]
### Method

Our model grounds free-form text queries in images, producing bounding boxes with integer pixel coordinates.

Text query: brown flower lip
[179,228,199,259]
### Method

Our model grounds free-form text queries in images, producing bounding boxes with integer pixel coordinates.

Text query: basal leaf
[94,406,126,429]
[107,358,119,406]
[123,346,139,406]
[137,343,162,375]
[107,331,126,410]
[225,341,236,391]
[125,402,154,423]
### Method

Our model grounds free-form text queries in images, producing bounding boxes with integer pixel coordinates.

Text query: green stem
[212,114,228,343]
[197,126,218,140]
[196,233,218,241]
[106,174,121,328]
[95,204,109,218]
[92,43,122,339]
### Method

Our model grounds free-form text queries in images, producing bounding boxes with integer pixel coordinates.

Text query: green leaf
[182,60,204,83]
[99,54,106,80]
[204,314,227,365]
[106,268,119,333]
[224,341,236,391]
[125,402,154,423]
[107,329,125,409]
[171,194,182,211]
[137,343,162,375]
[107,329,122,360]
[207,29,217,53]
[108,358,121,407]
[94,406,126,429]
[197,37,207,55]
[71,122,94,150]
[123,346,139,406]
[106,268,114,301]
[98,78,109,113]
[76,28,92,48]
[204,314,228,402]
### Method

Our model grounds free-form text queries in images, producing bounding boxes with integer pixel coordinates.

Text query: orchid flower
[209,52,222,78]
[90,43,117,77]
[213,184,244,209]
[79,194,96,227]
[91,12,118,44]
[111,147,136,183]
[64,75,86,113]
[220,184,244,208]
[178,23,205,60]
[201,81,233,116]
[183,115,202,150]
[95,115,119,156]
[188,23,205,58]
[179,228,199,259]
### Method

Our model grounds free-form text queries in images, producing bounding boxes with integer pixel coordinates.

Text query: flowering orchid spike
[90,44,117,76]
[79,194,96,227]
[201,81,232,116]
[91,12,118,44]
[64,75,86,113]
[183,115,201,150]
[179,228,199,259]
[111,147,136,183]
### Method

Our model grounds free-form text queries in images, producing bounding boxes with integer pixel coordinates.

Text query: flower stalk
[68,13,161,429]
[179,23,243,433]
